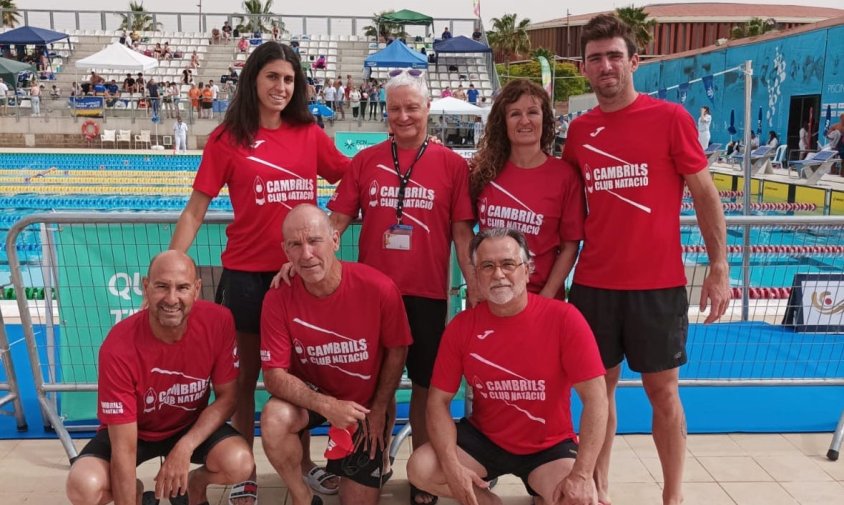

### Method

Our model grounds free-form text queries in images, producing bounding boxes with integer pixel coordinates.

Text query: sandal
[228,480,258,504]
[304,466,339,495]
[141,491,159,505]
[409,484,438,505]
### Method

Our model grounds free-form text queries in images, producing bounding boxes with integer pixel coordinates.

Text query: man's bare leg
[642,368,685,505]
[261,399,313,505]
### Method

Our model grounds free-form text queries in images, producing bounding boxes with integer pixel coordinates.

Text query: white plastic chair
[100,129,116,148]
[117,129,132,148]
[134,130,151,149]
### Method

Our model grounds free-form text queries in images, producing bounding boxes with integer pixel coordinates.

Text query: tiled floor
[2,433,841,504]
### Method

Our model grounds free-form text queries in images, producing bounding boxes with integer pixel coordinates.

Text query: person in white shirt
[0,78,8,116]
[697,106,712,150]
[209,80,219,101]
[173,115,188,153]
[323,81,336,112]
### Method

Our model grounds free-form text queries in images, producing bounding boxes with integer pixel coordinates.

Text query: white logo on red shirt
[589,126,605,137]
[251,140,266,149]
[476,330,494,340]
[101,401,124,415]
[144,368,210,413]
[292,318,372,379]
[481,182,544,236]
[246,156,316,209]
[581,144,652,214]
[372,164,434,233]
[469,352,546,424]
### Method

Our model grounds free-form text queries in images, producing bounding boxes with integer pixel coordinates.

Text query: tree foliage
[615,5,655,53]
[363,11,408,42]
[119,1,161,32]
[234,0,277,34]
[496,60,588,104]
[487,13,531,63]
[731,17,776,39]
[0,0,20,28]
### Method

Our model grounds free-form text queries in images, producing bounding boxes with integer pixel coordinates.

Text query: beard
[486,282,526,306]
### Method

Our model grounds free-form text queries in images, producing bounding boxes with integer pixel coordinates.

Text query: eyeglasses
[476,260,525,275]
[389,68,424,78]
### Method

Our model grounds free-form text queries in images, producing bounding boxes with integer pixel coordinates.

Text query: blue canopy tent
[364,41,427,69]
[432,35,491,54]
[0,26,69,45]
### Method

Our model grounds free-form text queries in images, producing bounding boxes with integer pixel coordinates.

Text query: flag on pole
[473,0,481,18]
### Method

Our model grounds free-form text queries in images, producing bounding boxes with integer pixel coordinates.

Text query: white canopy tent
[75,42,158,71]
[428,96,489,117]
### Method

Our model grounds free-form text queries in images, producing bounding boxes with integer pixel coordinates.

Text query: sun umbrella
[727,109,737,136]
[807,106,813,149]
[310,103,335,119]
[757,106,762,135]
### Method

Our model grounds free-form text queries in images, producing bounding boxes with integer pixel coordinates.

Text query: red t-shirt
[431,294,604,454]
[97,301,238,441]
[260,262,413,407]
[477,157,585,296]
[194,123,349,272]
[328,141,474,300]
[563,94,706,290]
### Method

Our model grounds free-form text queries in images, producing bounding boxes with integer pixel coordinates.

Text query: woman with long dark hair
[170,41,348,497]
[470,79,584,299]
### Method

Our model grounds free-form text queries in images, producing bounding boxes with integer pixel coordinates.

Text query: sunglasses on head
[389,68,424,78]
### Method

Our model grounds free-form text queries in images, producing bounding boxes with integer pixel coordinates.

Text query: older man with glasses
[407,228,608,505]
[327,67,476,505]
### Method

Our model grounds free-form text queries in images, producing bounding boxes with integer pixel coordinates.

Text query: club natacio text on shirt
[583,161,649,193]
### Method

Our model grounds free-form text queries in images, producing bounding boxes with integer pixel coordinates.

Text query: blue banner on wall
[70,96,104,118]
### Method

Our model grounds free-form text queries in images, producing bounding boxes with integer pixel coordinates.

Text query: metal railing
[5,212,844,461]
[0,310,27,433]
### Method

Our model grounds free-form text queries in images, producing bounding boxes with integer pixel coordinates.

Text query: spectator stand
[429,35,493,101]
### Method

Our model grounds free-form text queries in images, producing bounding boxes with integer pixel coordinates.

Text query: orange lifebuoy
[81,120,100,140]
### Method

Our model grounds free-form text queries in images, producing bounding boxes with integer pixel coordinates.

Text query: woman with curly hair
[470,79,585,299]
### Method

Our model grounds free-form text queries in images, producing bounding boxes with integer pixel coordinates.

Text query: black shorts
[201,101,213,109]
[215,268,276,334]
[568,284,689,373]
[403,296,447,388]
[76,423,241,465]
[456,419,578,496]
[304,411,389,489]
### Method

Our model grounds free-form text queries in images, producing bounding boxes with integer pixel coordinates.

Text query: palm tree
[0,0,21,28]
[234,0,274,34]
[362,11,407,42]
[731,17,776,39]
[487,13,531,65]
[119,1,161,32]
[615,5,655,54]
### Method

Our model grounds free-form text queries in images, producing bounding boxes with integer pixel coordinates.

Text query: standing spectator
[798,122,810,156]
[334,80,346,120]
[182,68,193,85]
[563,15,728,505]
[136,73,146,95]
[359,84,369,120]
[345,74,353,100]
[472,116,483,147]
[378,83,386,118]
[209,79,220,103]
[0,77,8,115]
[164,81,179,118]
[188,82,201,116]
[368,83,379,120]
[471,79,584,299]
[30,80,41,116]
[441,26,452,39]
[472,25,482,41]
[466,83,479,104]
[200,83,213,119]
[323,69,476,505]
[555,115,569,155]
[173,115,188,153]
[222,21,233,43]
[349,86,361,119]
[697,106,712,149]
[271,22,280,41]
[147,77,160,117]
[169,42,349,502]
[323,80,336,111]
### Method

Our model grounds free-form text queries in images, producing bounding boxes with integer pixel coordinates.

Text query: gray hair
[469,228,531,265]
[384,70,429,101]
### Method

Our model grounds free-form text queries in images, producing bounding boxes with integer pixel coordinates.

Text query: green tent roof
[0,58,35,89]
[381,9,433,26]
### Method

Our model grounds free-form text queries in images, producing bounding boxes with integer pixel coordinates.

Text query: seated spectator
[182,69,193,85]
[237,36,249,53]
[313,54,326,69]
[70,81,80,97]
[49,84,61,99]
[441,85,452,98]
[130,30,140,45]
[123,73,135,92]
[153,42,163,59]
[190,51,200,69]
[136,73,146,94]
[106,79,119,96]
[472,26,483,41]
[767,130,779,148]
[211,28,222,44]
[441,26,452,39]
[118,30,128,46]
[227,66,238,84]
[162,42,172,60]
[453,84,467,101]
[222,21,233,42]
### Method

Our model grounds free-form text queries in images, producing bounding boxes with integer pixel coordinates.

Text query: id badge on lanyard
[383,138,428,251]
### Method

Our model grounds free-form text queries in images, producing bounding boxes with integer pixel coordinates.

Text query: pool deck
[2,432,841,505]
[710,162,844,193]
